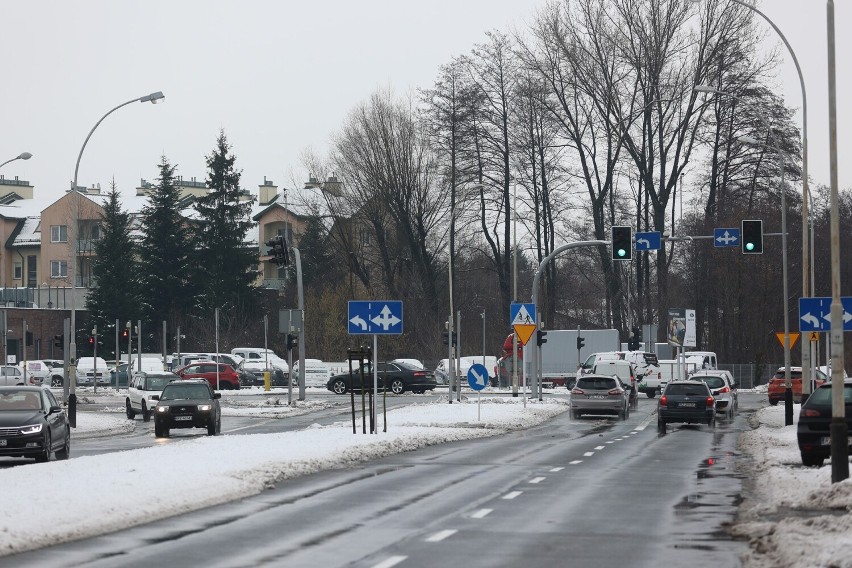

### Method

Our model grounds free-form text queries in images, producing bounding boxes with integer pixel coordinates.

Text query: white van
[684,351,717,370]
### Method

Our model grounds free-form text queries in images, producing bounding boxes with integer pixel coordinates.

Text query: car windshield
[665,384,708,396]
[807,385,852,405]
[695,376,725,389]
[773,371,803,380]
[0,391,42,411]
[577,377,616,390]
[159,384,210,400]
[146,376,175,391]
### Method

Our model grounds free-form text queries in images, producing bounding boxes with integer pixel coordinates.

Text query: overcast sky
[0,1,848,206]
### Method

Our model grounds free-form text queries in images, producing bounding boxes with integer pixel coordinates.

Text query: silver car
[570,374,629,420]
[691,370,738,419]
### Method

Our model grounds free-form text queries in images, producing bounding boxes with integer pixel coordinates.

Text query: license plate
[174,416,193,421]
[680,402,696,408]
[0,439,6,446]
[590,395,606,399]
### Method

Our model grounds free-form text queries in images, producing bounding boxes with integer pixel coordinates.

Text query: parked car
[768,366,829,405]
[19,361,50,387]
[42,359,66,387]
[657,380,716,433]
[75,357,110,387]
[691,370,738,419]
[326,361,437,395]
[152,379,221,438]
[126,371,178,421]
[176,362,240,390]
[111,358,164,388]
[230,347,289,374]
[0,365,25,386]
[0,386,70,462]
[593,360,638,409]
[796,379,852,466]
[569,374,629,420]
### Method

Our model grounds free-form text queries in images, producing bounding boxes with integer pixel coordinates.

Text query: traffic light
[121,328,129,339]
[89,336,95,345]
[54,334,63,348]
[286,333,298,352]
[266,235,290,267]
[25,331,33,346]
[536,329,548,347]
[628,326,641,351]
[741,220,763,254]
[577,336,585,350]
[442,331,457,346]
[611,226,633,260]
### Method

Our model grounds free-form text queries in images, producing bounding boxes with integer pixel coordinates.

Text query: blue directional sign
[510,302,536,326]
[348,300,403,335]
[467,363,489,391]
[634,231,661,251]
[714,228,740,248]
[799,297,852,332]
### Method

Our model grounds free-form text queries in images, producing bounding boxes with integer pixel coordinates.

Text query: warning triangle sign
[775,332,800,349]
[514,323,536,346]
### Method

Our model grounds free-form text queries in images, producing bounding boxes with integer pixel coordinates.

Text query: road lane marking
[426,530,457,542]
[605,441,615,444]
[595,445,605,450]
[529,477,546,484]
[373,556,407,568]
[471,509,493,519]
[550,467,564,472]
[502,491,523,500]
[583,451,594,457]
[570,460,583,464]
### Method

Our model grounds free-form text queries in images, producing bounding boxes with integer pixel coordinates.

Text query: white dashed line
[372,556,408,568]
[529,477,546,484]
[426,530,457,542]
[502,491,523,500]
[471,508,493,519]
[550,467,564,472]
[583,451,595,457]
[570,460,583,465]
[605,441,615,444]
[595,445,605,450]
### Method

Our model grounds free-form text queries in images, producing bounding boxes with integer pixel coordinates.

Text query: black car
[326,362,437,395]
[0,386,70,462]
[657,380,716,433]
[152,379,221,438]
[797,379,852,467]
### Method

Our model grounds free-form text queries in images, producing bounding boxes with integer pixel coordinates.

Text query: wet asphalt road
[8,391,762,567]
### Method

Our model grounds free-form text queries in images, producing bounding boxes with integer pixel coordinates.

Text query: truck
[496,329,620,388]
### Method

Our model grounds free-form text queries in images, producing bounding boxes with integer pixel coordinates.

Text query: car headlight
[156,406,168,413]
[20,423,43,435]
[198,404,212,411]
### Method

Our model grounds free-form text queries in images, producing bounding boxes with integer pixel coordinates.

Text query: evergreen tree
[299,216,341,289]
[86,181,140,356]
[137,156,197,348]
[193,130,258,314]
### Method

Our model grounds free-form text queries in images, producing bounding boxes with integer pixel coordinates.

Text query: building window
[50,260,68,278]
[27,255,37,288]
[90,224,101,240]
[51,225,68,243]
[13,262,22,280]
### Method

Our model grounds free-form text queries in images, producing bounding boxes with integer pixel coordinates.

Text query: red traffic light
[121,329,129,339]
[89,337,95,344]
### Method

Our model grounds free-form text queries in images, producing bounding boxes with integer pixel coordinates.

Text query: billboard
[668,308,696,348]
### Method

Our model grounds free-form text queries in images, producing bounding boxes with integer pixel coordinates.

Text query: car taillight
[715,386,730,394]
[802,409,823,417]
[571,388,585,396]
[608,388,623,396]
[413,371,425,377]
[706,396,715,407]
[659,395,667,406]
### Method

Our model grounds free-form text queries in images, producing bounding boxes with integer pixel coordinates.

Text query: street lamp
[691,0,813,395]
[0,151,32,170]
[67,91,165,426]
[740,133,794,426]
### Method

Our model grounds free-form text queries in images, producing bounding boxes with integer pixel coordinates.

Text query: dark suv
[657,380,716,433]
[152,379,221,438]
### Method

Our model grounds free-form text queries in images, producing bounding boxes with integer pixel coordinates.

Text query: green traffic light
[617,249,626,257]
[745,242,754,251]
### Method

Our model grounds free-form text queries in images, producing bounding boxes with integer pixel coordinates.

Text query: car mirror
[214,392,221,399]
[48,405,62,414]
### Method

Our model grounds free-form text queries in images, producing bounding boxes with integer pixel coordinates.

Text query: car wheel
[331,379,347,394]
[52,375,63,388]
[142,402,151,422]
[657,419,666,434]
[801,453,824,467]
[769,399,779,406]
[708,415,716,428]
[35,432,52,463]
[390,379,405,395]
[620,407,627,420]
[646,391,656,398]
[217,417,222,434]
[125,399,136,419]
[207,419,217,436]
[154,423,169,438]
[56,429,71,460]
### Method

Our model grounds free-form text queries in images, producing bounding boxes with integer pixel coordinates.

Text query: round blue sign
[467,363,490,391]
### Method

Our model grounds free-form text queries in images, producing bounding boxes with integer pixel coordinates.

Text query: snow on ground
[0,396,567,557]
[734,403,852,568]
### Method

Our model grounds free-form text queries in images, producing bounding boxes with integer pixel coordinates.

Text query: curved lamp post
[67,91,165,426]
[691,0,813,393]
[0,151,33,170]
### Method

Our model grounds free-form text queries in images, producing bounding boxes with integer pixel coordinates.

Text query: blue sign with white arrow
[348,300,403,335]
[634,231,661,251]
[714,228,740,247]
[467,363,489,391]
[799,297,852,332]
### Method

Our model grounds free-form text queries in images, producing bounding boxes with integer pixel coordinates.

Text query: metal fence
[717,363,784,389]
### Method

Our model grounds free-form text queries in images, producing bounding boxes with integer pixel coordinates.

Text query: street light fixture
[0,151,33,170]
[67,91,165,426]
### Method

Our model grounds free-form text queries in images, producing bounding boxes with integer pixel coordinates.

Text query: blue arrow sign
[467,363,489,391]
[348,301,403,335]
[634,231,661,251]
[799,297,852,332]
[714,228,740,247]
[510,302,536,326]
